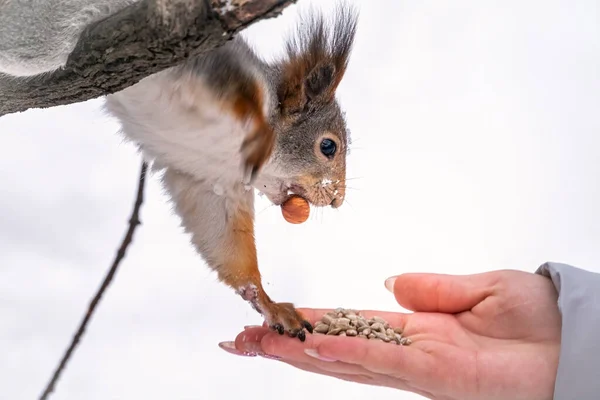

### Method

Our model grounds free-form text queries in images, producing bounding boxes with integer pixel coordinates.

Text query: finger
[285,346,380,378]
[280,360,436,399]
[232,326,380,377]
[259,333,379,377]
[228,328,412,390]
[312,335,433,378]
[232,326,274,355]
[230,325,386,376]
[261,330,433,383]
[279,360,379,387]
[387,272,497,313]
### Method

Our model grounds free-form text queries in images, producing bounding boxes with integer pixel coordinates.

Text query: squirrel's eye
[320,139,337,157]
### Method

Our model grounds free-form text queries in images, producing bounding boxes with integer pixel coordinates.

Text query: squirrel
[0,1,358,341]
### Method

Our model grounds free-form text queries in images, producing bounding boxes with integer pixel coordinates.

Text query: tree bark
[0,0,297,117]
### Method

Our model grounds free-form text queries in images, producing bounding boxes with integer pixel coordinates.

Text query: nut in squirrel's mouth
[286,184,308,200]
[254,173,345,208]
[259,182,343,209]
[259,184,307,207]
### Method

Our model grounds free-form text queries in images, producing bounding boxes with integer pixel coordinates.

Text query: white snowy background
[2,0,599,399]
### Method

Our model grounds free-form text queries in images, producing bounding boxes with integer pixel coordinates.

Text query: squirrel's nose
[330,184,345,208]
[330,197,344,208]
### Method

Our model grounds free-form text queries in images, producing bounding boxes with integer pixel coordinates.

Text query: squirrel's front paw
[240,122,275,184]
[264,302,314,342]
[237,285,312,341]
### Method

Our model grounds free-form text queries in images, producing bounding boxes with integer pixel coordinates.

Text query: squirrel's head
[256,4,358,210]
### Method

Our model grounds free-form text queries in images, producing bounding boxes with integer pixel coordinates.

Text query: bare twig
[39,160,149,400]
[0,0,297,117]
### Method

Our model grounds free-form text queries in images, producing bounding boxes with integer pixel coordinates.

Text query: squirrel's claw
[271,323,285,335]
[289,329,306,342]
[263,302,313,342]
[277,323,312,342]
[238,285,312,342]
[270,323,310,342]
[302,320,314,334]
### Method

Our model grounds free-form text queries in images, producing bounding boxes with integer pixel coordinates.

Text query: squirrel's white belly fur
[105,69,263,199]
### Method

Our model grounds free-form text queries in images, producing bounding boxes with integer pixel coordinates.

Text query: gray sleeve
[536,262,600,400]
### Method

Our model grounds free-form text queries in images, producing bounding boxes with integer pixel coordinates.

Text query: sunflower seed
[359,327,371,336]
[373,316,388,326]
[311,308,411,346]
[376,332,391,342]
[336,318,351,329]
[356,319,369,329]
[327,327,343,335]
[314,323,329,334]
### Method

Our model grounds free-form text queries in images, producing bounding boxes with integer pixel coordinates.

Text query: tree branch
[38,160,149,400]
[0,0,297,117]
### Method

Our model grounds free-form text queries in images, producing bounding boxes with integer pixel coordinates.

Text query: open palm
[223,270,561,400]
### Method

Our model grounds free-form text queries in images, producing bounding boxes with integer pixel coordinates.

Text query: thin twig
[39,160,149,400]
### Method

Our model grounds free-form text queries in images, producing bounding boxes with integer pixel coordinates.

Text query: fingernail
[240,340,282,360]
[244,325,264,330]
[384,276,397,293]
[218,341,257,357]
[241,341,263,354]
[258,353,282,360]
[304,349,337,362]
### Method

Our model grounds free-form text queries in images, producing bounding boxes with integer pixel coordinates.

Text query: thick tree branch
[38,160,148,400]
[0,0,297,117]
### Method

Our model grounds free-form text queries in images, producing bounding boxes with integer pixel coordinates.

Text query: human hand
[219,270,561,400]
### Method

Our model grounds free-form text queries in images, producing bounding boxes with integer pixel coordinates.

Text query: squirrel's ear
[306,63,336,100]
[277,4,358,115]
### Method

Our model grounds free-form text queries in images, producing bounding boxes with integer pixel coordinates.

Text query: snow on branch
[0,0,297,117]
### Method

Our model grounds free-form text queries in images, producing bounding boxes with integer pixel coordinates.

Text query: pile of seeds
[313,308,412,346]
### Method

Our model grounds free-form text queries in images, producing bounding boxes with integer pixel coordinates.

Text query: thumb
[385,272,496,313]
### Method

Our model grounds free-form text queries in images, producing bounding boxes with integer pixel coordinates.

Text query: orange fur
[218,206,310,335]
[229,79,275,179]
[218,205,261,286]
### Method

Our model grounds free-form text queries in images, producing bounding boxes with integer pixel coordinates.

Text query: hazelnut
[281,195,310,224]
